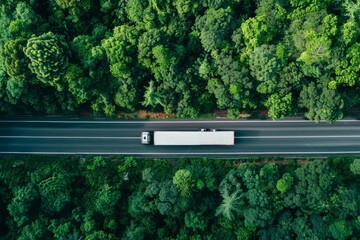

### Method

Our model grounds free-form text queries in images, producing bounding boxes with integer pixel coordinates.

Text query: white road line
[1,151,360,155]
[235,135,360,139]
[0,119,359,123]
[0,136,139,139]
[1,135,360,139]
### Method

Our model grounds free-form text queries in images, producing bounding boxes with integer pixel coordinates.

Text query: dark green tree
[329,220,353,240]
[335,43,360,87]
[37,173,72,213]
[18,217,51,240]
[94,184,121,216]
[184,211,207,231]
[290,160,335,213]
[142,80,165,108]
[7,184,39,227]
[195,7,233,52]
[299,82,344,123]
[8,2,42,38]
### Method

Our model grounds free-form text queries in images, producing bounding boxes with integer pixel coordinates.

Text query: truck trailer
[141,130,234,146]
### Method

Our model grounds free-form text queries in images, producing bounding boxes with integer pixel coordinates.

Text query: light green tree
[54,0,92,22]
[299,83,344,123]
[24,32,68,91]
[297,31,331,65]
[276,173,294,193]
[265,93,293,120]
[102,25,141,111]
[184,211,207,230]
[350,159,360,175]
[342,0,360,22]
[142,81,165,108]
[249,44,281,94]
[216,189,243,220]
[7,184,39,227]
[173,169,193,197]
[8,2,41,38]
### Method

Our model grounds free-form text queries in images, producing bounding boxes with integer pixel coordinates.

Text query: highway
[0,118,360,157]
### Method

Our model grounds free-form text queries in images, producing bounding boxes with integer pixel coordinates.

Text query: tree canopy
[0,0,359,121]
[0,156,359,239]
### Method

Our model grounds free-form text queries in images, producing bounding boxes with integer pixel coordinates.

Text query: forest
[1,0,360,122]
[0,156,359,239]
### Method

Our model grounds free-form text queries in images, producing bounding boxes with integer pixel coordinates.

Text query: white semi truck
[141,129,234,146]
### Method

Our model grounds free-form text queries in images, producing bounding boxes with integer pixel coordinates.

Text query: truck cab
[141,132,151,144]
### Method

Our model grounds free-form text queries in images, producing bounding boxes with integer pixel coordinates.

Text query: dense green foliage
[0,156,359,239]
[1,0,360,121]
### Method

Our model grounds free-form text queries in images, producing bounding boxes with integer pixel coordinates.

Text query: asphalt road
[1,118,360,157]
